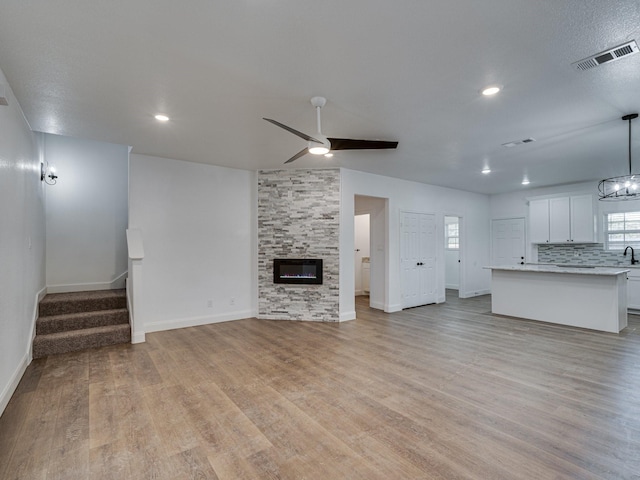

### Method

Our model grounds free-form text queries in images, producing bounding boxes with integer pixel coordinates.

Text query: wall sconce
[41,163,58,185]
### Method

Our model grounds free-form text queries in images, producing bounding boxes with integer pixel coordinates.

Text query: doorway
[444,215,461,297]
[355,195,387,311]
[354,213,371,296]
[400,211,437,308]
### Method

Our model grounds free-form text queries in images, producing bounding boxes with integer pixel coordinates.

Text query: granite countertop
[485,264,630,275]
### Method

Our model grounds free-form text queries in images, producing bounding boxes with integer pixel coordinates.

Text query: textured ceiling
[1,0,639,194]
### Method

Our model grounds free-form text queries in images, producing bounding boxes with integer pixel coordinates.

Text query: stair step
[36,308,129,335]
[32,324,131,359]
[39,289,126,316]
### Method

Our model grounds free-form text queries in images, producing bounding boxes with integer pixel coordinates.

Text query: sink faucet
[624,246,639,265]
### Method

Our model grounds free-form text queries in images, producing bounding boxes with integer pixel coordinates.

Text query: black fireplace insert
[273,259,323,285]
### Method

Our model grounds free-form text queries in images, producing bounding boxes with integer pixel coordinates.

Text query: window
[445,222,459,250]
[606,211,640,250]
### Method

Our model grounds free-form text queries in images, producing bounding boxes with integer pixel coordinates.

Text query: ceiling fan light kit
[263,96,398,164]
[598,113,640,201]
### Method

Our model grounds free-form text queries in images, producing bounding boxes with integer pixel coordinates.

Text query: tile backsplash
[537,244,632,265]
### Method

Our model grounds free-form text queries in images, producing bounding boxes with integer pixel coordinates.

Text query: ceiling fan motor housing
[308,132,331,155]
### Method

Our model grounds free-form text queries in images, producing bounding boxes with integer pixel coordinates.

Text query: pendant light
[598,113,639,201]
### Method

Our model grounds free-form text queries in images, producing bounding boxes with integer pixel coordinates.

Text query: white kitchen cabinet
[569,194,597,242]
[529,198,550,244]
[529,194,597,243]
[627,270,640,311]
[549,197,570,242]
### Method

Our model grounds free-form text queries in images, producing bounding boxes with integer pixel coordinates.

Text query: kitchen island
[486,264,629,333]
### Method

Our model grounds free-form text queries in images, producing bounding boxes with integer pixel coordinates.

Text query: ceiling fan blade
[327,138,398,151]
[284,148,309,164]
[263,118,323,143]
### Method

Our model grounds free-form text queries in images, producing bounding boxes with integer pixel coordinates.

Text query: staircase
[33,289,131,359]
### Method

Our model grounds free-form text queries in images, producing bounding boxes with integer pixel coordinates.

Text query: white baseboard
[369,300,385,311]
[144,309,253,334]
[459,289,491,299]
[445,284,459,290]
[3,285,49,416]
[385,303,403,313]
[47,271,127,293]
[131,332,146,344]
[340,311,356,322]
[0,350,29,417]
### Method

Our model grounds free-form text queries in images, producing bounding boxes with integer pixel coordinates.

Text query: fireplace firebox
[273,259,323,285]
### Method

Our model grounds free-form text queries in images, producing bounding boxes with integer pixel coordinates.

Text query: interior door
[492,218,526,266]
[401,212,437,308]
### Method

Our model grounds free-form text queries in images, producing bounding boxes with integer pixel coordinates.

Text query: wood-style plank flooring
[2,292,640,479]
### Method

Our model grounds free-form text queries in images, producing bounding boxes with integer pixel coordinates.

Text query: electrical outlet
[207,300,213,308]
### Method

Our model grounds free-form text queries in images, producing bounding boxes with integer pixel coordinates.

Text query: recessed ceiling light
[482,167,491,174]
[154,114,170,122]
[481,84,502,96]
[522,178,530,185]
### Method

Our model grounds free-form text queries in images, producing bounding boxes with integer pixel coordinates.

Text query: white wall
[129,154,257,333]
[341,169,491,316]
[44,134,129,292]
[0,70,46,415]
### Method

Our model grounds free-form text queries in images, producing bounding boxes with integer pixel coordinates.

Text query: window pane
[608,221,626,231]
[605,212,640,250]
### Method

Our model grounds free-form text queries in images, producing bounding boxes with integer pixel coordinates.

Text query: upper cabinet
[529,194,597,243]
[529,198,551,244]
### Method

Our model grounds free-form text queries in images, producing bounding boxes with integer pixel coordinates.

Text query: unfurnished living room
[1,1,640,479]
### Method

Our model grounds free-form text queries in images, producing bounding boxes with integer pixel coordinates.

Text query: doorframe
[354,195,390,312]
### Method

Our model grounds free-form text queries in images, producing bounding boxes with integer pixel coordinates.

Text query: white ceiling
[1,0,640,195]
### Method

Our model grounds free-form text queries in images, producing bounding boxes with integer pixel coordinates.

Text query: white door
[492,218,526,266]
[401,212,437,308]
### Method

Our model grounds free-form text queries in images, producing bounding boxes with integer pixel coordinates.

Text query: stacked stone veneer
[258,169,340,321]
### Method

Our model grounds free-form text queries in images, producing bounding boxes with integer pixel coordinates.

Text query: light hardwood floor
[2,292,640,479]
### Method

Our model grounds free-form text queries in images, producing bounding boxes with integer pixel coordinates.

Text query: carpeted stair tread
[32,324,131,359]
[36,308,129,335]
[39,289,126,316]
[34,288,131,358]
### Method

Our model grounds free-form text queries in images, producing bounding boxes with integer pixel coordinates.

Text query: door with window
[401,212,437,308]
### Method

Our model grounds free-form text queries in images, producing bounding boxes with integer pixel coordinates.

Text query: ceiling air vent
[501,138,536,148]
[572,40,639,71]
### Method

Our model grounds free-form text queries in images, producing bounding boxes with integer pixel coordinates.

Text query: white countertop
[485,264,630,275]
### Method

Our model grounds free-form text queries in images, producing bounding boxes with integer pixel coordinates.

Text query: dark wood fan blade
[284,148,309,164]
[263,118,322,143]
[327,138,398,150]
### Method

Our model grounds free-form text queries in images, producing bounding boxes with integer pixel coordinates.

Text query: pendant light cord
[629,116,633,176]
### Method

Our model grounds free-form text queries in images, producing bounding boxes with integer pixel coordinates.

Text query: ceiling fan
[263,96,398,164]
